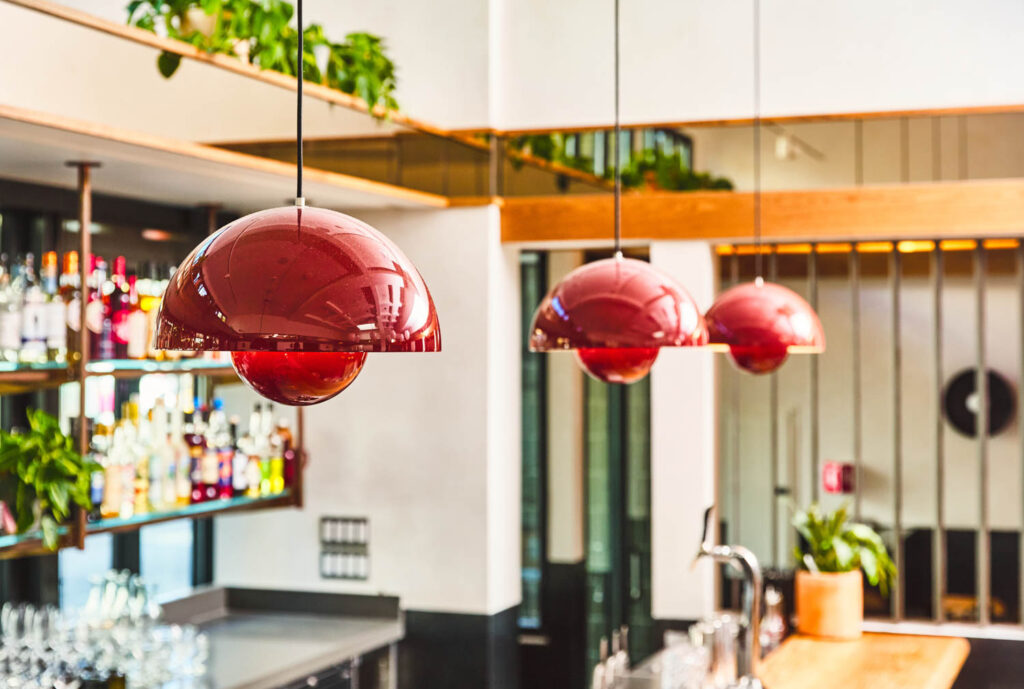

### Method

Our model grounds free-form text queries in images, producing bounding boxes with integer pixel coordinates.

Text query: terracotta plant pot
[795,570,863,639]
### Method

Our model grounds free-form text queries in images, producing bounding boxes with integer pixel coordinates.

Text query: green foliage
[505,134,732,191]
[792,502,897,596]
[0,410,100,549]
[126,0,399,117]
[615,149,733,191]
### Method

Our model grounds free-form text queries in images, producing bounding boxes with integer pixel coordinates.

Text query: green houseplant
[0,409,99,549]
[792,503,896,639]
[127,0,399,116]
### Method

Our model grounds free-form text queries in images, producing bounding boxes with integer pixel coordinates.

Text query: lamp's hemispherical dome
[155,205,441,354]
[531,255,706,345]
[231,351,366,406]
[705,280,824,375]
[576,347,659,384]
[529,255,706,384]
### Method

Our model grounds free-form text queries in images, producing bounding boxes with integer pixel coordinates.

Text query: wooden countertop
[758,632,968,689]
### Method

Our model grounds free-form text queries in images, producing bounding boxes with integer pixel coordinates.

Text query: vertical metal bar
[976,244,990,624]
[809,247,820,503]
[933,246,945,623]
[730,253,741,543]
[851,249,862,520]
[769,247,779,566]
[892,248,904,620]
[1019,243,1024,625]
[69,161,98,551]
[204,204,220,236]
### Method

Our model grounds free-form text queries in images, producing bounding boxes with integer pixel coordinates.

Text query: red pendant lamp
[705,0,823,374]
[527,0,707,384]
[154,1,440,405]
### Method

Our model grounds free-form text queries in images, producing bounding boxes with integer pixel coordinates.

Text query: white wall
[49,0,490,130]
[491,0,1024,130]
[650,241,718,621]
[46,0,1024,134]
[214,205,521,615]
[545,252,586,564]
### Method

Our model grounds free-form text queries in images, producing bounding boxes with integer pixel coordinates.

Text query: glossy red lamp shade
[155,205,440,404]
[529,256,707,383]
[705,279,824,374]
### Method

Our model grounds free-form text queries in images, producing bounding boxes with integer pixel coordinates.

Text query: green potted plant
[0,409,99,549]
[126,0,400,117]
[792,502,896,639]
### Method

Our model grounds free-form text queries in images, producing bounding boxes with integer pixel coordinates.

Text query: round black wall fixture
[942,368,1015,437]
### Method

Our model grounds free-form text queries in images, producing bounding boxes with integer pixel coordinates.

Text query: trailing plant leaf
[158,51,183,78]
[0,409,100,550]
[792,502,897,596]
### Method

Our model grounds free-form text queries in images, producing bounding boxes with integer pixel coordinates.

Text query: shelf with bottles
[74,392,301,538]
[0,251,238,391]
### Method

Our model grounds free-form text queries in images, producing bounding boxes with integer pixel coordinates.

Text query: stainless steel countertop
[163,611,403,689]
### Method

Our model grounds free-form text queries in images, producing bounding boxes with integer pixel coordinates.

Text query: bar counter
[758,632,969,689]
[162,587,403,689]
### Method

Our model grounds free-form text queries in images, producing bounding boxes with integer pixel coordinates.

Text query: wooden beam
[501,179,1024,244]
[457,102,1024,136]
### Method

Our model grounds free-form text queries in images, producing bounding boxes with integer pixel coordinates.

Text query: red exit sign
[823,462,854,494]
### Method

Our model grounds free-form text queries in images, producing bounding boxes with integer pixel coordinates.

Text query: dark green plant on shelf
[615,149,733,191]
[126,0,399,117]
[792,502,897,595]
[505,134,732,191]
[0,409,100,549]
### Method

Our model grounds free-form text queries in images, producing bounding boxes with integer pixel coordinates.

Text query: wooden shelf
[0,104,447,213]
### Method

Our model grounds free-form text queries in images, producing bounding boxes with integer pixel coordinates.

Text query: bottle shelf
[86,492,295,534]
[0,358,237,392]
[0,491,296,558]
[84,358,237,379]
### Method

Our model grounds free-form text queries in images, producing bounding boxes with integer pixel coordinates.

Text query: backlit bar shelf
[86,492,295,534]
[0,358,238,392]
[0,492,295,559]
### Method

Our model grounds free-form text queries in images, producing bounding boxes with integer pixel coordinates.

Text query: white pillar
[650,241,718,621]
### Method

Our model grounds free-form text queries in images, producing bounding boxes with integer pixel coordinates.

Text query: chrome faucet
[694,506,766,689]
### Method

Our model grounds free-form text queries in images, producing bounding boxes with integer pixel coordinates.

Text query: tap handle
[700,505,716,550]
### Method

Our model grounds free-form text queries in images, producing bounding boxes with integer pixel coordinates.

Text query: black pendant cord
[752,0,763,281]
[613,0,622,257]
[296,0,304,204]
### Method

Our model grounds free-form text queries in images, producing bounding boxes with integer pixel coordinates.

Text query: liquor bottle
[87,420,107,522]
[120,398,148,516]
[201,403,224,501]
[18,253,48,363]
[61,251,82,364]
[147,401,173,512]
[230,415,249,497]
[0,255,21,362]
[184,408,206,504]
[170,408,192,506]
[101,425,125,519]
[42,251,67,363]
[125,274,148,360]
[244,403,263,497]
[216,408,236,499]
[276,417,296,487]
[142,262,164,361]
[109,257,131,359]
[87,258,113,361]
[253,404,273,496]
